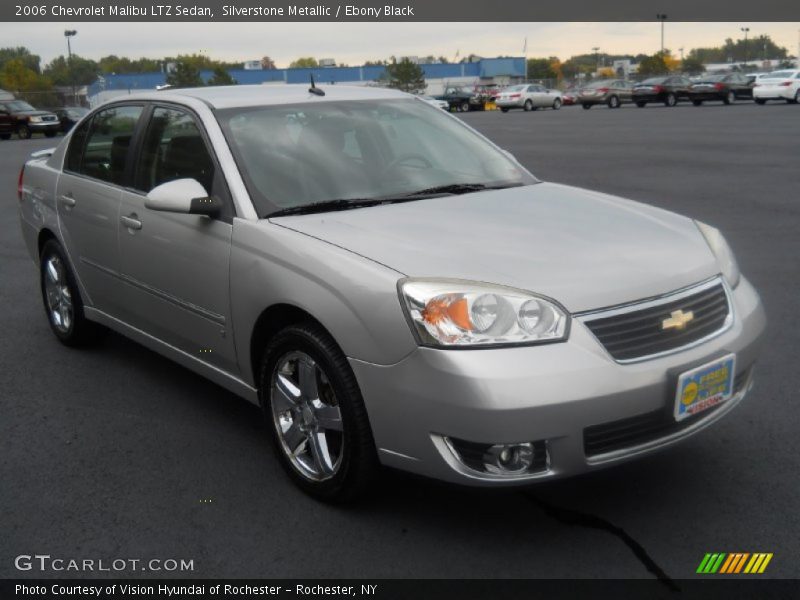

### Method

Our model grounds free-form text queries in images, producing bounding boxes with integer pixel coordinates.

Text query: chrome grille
[581,278,731,362]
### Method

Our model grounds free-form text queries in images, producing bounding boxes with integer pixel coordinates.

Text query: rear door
[529,85,547,106]
[116,104,238,374]
[55,104,144,313]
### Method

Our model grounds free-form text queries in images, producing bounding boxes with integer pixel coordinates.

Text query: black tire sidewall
[39,240,90,345]
[18,125,31,139]
[258,324,377,502]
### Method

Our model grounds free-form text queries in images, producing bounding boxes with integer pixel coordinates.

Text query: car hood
[15,110,55,117]
[270,182,720,313]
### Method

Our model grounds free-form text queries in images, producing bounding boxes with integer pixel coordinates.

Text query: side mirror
[145,178,221,217]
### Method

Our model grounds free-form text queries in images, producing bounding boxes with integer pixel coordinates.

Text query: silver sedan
[18,85,765,501]
[495,84,563,112]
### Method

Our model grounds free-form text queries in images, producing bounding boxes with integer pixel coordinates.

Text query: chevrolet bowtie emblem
[662,309,695,330]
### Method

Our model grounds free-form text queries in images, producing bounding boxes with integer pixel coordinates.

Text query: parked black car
[633,76,693,107]
[578,79,635,109]
[688,73,754,105]
[0,107,12,140]
[54,106,90,132]
[0,100,60,138]
[436,86,480,112]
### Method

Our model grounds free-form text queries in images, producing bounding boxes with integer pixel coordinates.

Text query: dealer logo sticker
[696,552,773,574]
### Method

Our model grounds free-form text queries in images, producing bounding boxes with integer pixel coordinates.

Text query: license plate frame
[674,354,736,422]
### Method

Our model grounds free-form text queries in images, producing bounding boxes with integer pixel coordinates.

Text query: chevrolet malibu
[17,85,765,501]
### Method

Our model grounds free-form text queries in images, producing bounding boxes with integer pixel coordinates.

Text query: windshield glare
[641,78,668,85]
[8,101,35,111]
[218,99,536,215]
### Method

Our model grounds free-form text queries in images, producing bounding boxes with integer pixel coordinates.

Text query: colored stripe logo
[697,553,773,574]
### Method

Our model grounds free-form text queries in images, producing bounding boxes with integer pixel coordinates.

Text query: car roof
[121,84,411,109]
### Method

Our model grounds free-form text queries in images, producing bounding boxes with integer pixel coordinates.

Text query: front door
[116,105,238,375]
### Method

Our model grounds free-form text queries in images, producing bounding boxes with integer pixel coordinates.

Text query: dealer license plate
[674,354,736,422]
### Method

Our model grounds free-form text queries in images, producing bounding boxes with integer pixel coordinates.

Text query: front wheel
[460,101,470,113]
[754,98,766,105]
[0,133,10,140]
[45,130,57,138]
[664,93,677,107]
[582,103,592,110]
[789,91,800,104]
[17,124,32,139]
[523,99,533,112]
[692,99,703,106]
[500,107,509,113]
[40,240,101,346]
[636,101,647,108]
[723,91,736,105]
[259,323,379,502]
[552,98,562,110]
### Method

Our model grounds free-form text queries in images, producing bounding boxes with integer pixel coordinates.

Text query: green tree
[0,59,57,105]
[527,57,559,80]
[289,57,318,69]
[687,35,788,64]
[207,66,236,86]
[637,53,670,77]
[166,61,203,88]
[0,47,41,73]
[260,56,277,70]
[384,58,426,94]
[43,55,99,86]
[681,56,706,75]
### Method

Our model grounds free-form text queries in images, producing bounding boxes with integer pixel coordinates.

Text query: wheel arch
[37,228,58,256]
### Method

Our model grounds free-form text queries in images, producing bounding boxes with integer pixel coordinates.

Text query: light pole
[592,46,600,75]
[64,29,77,106]
[741,27,750,67]
[656,14,667,55]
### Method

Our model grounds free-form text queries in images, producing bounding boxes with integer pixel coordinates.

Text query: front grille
[582,279,730,362]
[43,115,57,122]
[583,368,751,458]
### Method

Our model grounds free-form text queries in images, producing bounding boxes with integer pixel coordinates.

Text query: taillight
[653,85,665,93]
[510,93,521,98]
[714,83,725,90]
[598,87,609,93]
[18,164,25,201]
[780,81,792,87]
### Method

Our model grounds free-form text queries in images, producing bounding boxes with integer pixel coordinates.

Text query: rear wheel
[636,101,647,108]
[789,91,800,104]
[607,95,620,109]
[500,107,509,113]
[17,124,31,139]
[723,90,736,105]
[39,240,101,346]
[582,103,592,110]
[45,130,57,138]
[259,323,379,502]
[0,133,10,140]
[754,98,766,105]
[664,93,677,107]
[692,99,703,106]
[523,99,533,112]
[460,101,470,113]
[552,98,562,110]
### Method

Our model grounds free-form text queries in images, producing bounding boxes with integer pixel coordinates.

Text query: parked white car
[420,95,449,110]
[496,84,562,112]
[752,69,800,104]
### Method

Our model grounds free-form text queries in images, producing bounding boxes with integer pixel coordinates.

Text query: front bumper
[351,277,766,486]
[27,121,60,132]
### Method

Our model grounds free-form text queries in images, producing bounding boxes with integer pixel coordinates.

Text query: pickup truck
[436,86,481,112]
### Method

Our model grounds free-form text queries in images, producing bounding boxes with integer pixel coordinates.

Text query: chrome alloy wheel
[44,255,73,333]
[270,351,344,481]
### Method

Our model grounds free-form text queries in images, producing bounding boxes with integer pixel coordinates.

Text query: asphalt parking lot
[1,101,798,582]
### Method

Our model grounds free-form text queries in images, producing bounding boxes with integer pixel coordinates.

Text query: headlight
[399,279,569,347]
[695,221,740,288]
[28,116,42,123]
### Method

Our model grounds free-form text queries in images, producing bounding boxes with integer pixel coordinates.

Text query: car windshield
[764,71,794,79]
[217,98,537,216]
[640,78,668,85]
[7,101,35,111]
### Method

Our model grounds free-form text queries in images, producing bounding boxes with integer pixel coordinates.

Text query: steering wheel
[381,153,433,176]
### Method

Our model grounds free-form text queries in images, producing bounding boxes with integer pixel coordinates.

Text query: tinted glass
[65,117,92,173]
[641,77,668,85]
[80,105,143,185]
[135,107,215,194]
[7,101,36,111]
[218,99,536,216]
[765,71,794,79]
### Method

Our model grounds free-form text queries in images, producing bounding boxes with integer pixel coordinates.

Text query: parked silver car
[18,85,765,501]
[495,84,563,112]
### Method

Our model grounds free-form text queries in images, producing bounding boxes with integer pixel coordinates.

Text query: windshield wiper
[266,182,527,218]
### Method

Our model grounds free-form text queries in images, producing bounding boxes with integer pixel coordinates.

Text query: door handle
[120,215,142,231]
[59,194,76,208]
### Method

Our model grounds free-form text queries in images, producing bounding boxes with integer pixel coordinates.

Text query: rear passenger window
[135,107,215,194]
[79,105,143,185]
[65,117,92,173]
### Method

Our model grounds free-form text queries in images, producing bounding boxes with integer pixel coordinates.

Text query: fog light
[484,443,534,475]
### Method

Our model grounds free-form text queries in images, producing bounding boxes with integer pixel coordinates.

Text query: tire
[523,99,533,112]
[552,98,562,110]
[607,95,620,109]
[40,240,101,346]
[582,103,592,110]
[0,133,10,140]
[460,101,470,113]
[664,93,677,107]
[692,99,703,106]
[723,90,736,105]
[258,322,379,503]
[17,124,32,139]
[500,107,509,113]
[45,130,57,138]
[754,98,766,105]
[636,101,647,108]
[789,91,800,104]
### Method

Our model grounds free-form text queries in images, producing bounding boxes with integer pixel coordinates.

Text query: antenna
[309,74,325,96]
